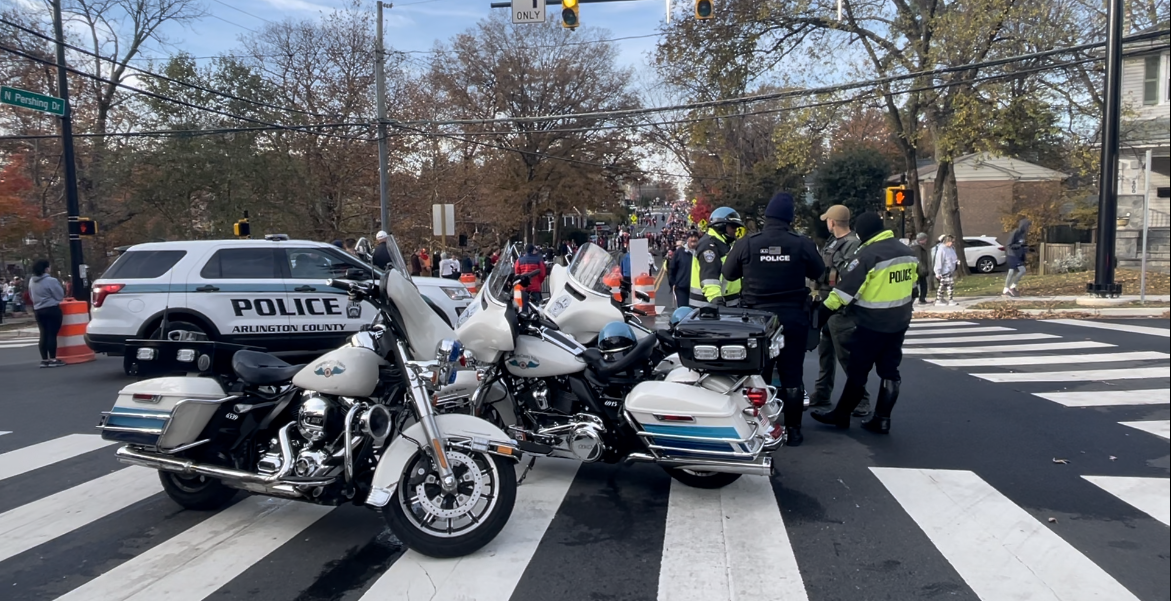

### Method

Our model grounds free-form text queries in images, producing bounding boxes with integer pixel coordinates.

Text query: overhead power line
[0,123,372,141]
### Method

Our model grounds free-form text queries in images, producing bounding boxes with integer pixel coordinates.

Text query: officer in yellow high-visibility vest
[811,212,917,435]
[689,207,743,307]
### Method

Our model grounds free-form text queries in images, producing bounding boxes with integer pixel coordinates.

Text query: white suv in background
[85,237,471,358]
[962,236,1008,273]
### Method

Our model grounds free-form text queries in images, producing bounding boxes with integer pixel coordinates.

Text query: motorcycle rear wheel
[662,467,741,489]
[158,471,238,510]
[384,449,517,558]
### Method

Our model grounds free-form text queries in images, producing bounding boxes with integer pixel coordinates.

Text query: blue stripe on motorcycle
[105,415,167,430]
[641,424,742,439]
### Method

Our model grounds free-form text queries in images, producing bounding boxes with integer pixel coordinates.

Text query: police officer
[723,193,824,446]
[809,205,870,415]
[811,212,917,435]
[690,207,743,307]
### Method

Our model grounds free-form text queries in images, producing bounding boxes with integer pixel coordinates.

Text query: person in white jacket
[934,235,959,306]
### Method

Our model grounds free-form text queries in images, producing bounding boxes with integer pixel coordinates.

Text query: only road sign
[511,0,545,23]
[1,86,66,116]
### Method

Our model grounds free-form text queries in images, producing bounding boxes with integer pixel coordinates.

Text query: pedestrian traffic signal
[695,0,713,19]
[1158,186,1170,198]
[233,219,251,238]
[561,0,579,28]
[885,187,916,209]
[77,217,97,236]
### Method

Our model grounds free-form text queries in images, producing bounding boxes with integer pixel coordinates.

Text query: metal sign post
[52,0,85,299]
[375,1,392,233]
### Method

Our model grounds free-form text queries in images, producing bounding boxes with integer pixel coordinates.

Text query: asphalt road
[0,318,1167,601]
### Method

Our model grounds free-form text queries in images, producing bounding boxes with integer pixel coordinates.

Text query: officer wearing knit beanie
[721,191,824,447]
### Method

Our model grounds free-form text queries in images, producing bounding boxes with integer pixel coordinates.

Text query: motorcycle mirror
[345,267,371,281]
[634,290,651,302]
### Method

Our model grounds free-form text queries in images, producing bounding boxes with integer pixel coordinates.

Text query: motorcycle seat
[582,332,657,380]
[231,350,304,386]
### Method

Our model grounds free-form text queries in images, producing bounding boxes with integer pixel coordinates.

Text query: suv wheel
[152,319,212,341]
[975,256,997,273]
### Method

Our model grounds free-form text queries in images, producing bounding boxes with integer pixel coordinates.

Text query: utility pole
[375,2,392,234]
[1089,0,1124,297]
[52,0,85,298]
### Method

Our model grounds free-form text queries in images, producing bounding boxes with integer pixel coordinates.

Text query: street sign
[432,203,455,237]
[511,0,545,23]
[1,86,65,116]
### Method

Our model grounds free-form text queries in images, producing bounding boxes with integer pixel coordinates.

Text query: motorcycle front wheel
[383,448,517,558]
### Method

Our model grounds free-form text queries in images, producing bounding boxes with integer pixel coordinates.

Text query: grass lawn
[968,300,1171,310]
[952,268,1171,297]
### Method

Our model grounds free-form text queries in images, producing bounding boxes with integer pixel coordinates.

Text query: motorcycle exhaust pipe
[625,452,773,477]
[115,423,311,486]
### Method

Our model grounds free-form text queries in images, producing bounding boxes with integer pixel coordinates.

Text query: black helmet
[598,321,637,354]
[708,207,743,231]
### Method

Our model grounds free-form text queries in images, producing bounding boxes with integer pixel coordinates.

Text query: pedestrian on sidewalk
[934,235,958,306]
[1003,218,1031,297]
[12,277,26,315]
[0,277,10,324]
[911,233,931,304]
[28,260,66,368]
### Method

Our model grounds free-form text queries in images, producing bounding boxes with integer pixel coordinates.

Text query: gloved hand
[712,296,727,307]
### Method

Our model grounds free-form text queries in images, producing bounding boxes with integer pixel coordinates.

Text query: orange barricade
[633,273,656,316]
[59,298,96,364]
[460,272,478,295]
[602,267,623,303]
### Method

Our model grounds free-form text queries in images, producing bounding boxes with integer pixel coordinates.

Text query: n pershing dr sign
[1,86,66,117]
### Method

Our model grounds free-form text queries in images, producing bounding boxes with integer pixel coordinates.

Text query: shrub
[1050,251,1090,274]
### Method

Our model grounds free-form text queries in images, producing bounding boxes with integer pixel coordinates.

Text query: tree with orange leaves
[0,155,52,251]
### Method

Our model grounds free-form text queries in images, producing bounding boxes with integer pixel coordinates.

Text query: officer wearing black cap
[722,192,824,446]
[811,212,917,435]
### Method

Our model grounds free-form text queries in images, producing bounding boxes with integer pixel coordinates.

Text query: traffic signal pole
[375,1,392,234]
[1089,0,1124,297]
[52,0,85,298]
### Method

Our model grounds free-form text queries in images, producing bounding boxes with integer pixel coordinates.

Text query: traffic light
[561,0,579,29]
[695,0,713,19]
[77,217,97,236]
[233,219,251,238]
[885,186,916,209]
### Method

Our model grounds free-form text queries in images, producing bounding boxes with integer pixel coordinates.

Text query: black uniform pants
[814,312,869,404]
[837,325,906,413]
[914,277,928,302]
[757,305,808,428]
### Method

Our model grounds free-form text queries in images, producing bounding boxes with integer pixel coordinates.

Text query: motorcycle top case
[672,306,780,374]
[99,377,230,450]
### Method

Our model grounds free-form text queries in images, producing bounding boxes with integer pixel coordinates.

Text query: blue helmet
[669,306,695,326]
[708,207,743,231]
[598,321,637,354]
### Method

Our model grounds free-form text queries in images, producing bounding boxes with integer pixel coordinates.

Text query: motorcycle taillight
[745,388,768,408]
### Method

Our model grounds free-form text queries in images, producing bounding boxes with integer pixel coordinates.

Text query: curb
[913,308,1169,319]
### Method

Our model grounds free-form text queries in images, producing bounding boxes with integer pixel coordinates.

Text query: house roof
[1121,117,1171,146]
[916,152,1067,183]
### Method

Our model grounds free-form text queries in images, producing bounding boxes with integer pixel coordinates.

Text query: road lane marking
[906,326,1016,336]
[1048,319,1170,338]
[903,333,1060,345]
[1034,389,1170,407]
[1118,420,1171,441]
[0,342,37,349]
[872,467,1140,601]
[55,496,333,601]
[924,351,1169,367]
[1082,476,1170,526]
[658,475,807,601]
[0,466,162,562]
[971,367,1169,383]
[360,460,579,601]
[909,320,978,327]
[903,341,1114,355]
[0,434,115,482]
[0,431,10,436]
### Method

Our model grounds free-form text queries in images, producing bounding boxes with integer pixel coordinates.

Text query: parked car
[963,236,1008,273]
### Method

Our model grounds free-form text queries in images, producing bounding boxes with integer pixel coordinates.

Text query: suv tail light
[997,246,1005,251]
[92,283,124,308]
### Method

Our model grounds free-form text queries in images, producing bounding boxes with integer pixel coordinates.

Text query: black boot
[811,384,865,429]
[861,379,900,434]
[781,388,804,446]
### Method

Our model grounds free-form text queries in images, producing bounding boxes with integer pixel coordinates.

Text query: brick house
[914,153,1067,243]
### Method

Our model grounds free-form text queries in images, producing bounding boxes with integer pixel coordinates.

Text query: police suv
[85,237,472,358]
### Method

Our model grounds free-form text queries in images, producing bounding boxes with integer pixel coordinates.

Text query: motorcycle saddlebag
[98,377,230,450]
[673,306,780,375]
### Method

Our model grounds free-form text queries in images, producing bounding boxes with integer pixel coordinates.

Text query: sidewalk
[913,294,1170,318]
[0,315,38,338]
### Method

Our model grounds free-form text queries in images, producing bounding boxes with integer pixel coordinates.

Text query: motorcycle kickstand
[516,456,537,486]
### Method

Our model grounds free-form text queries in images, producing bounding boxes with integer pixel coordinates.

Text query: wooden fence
[1037,242,1096,275]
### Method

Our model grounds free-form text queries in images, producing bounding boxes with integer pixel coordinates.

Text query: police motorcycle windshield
[482,243,522,305]
[567,242,619,297]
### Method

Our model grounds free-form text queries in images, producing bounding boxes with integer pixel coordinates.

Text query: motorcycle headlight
[441,286,472,301]
[768,330,784,358]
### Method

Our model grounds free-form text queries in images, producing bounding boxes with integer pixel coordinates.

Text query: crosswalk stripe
[903,333,1059,345]
[0,434,115,482]
[1048,319,1170,338]
[1034,389,1170,407]
[1118,420,1171,441]
[909,320,978,327]
[0,431,10,436]
[872,467,1140,601]
[0,342,37,349]
[0,466,162,563]
[906,326,1016,336]
[1082,476,1170,526]
[359,460,579,601]
[55,496,333,601]
[903,341,1115,355]
[658,475,806,601]
[923,351,1170,368]
[971,367,1169,383]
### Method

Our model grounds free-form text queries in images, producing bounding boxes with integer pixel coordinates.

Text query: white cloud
[259,0,334,13]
